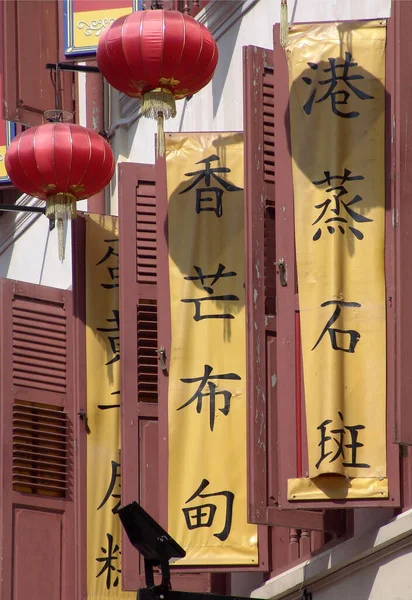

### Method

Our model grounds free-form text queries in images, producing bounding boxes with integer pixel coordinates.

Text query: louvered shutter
[119,162,226,592]
[253,26,400,512]
[2,0,74,126]
[0,278,84,599]
[244,45,347,533]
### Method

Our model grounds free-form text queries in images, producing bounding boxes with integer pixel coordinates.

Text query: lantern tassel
[45,193,77,262]
[142,88,176,157]
[280,0,288,48]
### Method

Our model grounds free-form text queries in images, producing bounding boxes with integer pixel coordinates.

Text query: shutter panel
[2,0,74,126]
[244,44,346,532]
[271,23,400,511]
[0,278,83,599]
[119,163,225,592]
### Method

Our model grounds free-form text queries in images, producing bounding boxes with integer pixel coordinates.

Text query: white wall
[108,0,391,212]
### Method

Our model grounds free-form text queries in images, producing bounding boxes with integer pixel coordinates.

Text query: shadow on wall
[303,542,412,599]
[212,15,243,119]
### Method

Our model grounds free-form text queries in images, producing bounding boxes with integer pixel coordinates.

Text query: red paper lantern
[96,9,218,154]
[5,122,115,260]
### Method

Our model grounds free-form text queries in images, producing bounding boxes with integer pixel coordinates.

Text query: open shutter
[119,162,226,593]
[249,25,400,513]
[244,45,346,534]
[2,0,74,126]
[0,278,84,599]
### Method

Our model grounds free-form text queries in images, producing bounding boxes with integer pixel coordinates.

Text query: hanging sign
[165,133,258,565]
[64,0,137,56]
[86,214,135,598]
[286,21,388,500]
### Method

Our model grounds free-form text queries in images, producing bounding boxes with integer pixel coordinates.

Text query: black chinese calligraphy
[178,364,241,431]
[96,238,119,289]
[97,460,121,511]
[98,389,120,411]
[97,309,120,365]
[179,154,243,217]
[182,263,239,321]
[316,412,370,469]
[96,533,121,589]
[182,479,234,541]
[302,52,374,118]
[312,169,373,241]
[312,300,361,353]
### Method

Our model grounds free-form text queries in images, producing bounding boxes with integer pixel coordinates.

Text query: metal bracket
[274,258,287,287]
[46,62,100,74]
[156,346,167,371]
[78,409,91,434]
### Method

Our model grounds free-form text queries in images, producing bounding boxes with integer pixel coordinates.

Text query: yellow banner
[86,214,135,599]
[287,21,387,499]
[166,133,258,565]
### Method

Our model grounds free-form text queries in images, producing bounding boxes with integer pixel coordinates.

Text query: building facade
[3,1,412,599]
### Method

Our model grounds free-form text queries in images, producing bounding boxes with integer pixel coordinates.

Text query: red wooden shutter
[244,44,346,533]
[2,0,74,126]
[0,278,84,599]
[119,162,226,592]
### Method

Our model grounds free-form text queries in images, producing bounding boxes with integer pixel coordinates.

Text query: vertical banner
[86,214,135,599]
[166,133,258,565]
[286,22,388,500]
[64,0,137,56]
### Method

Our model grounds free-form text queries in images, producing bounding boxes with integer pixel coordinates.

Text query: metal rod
[0,205,45,213]
[46,62,100,74]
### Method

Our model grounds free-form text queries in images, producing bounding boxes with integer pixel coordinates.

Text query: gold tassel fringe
[45,193,77,262]
[142,88,176,157]
[280,0,288,48]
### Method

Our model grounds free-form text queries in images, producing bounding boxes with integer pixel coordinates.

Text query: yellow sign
[166,133,258,565]
[86,214,135,598]
[286,22,387,499]
[65,0,136,55]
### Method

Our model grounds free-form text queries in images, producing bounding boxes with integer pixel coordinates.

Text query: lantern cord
[157,112,165,158]
[45,193,77,262]
[280,0,288,48]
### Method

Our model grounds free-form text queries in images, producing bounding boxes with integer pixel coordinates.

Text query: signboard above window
[64,0,138,57]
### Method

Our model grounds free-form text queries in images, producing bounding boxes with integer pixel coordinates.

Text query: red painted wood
[86,72,106,214]
[0,279,81,600]
[72,214,88,598]
[2,0,74,125]
[119,162,225,588]
[244,44,346,531]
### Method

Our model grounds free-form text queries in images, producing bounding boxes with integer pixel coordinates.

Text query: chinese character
[182,479,234,541]
[312,169,373,241]
[312,300,361,353]
[178,364,241,431]
[302,52,374,118]
[316,412,370,469]
[182,263,239,320]
[96,238,119,289]
[97,309,120,365]
[98,390,120,411]
[96,533,121,589]
[97,460,121,511]
[185,263,237,294]
[179,154,243,217]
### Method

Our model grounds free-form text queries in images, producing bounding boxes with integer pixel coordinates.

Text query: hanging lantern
[5,123,115,261]
[96,9,219,156]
